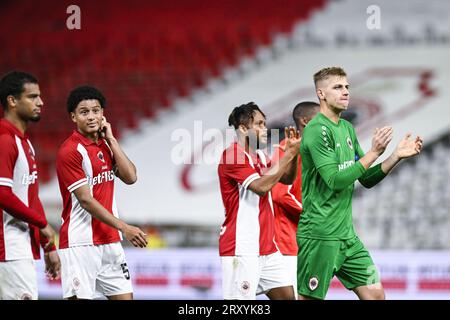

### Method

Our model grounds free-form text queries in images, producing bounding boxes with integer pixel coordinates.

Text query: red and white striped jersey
[56,130,121,249]
[218,142,278,256]
[0,119,43,261]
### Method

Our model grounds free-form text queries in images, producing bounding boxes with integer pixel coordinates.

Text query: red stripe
[180,276,214,289]
[418,280,450,291]
[381,279,407,290]
[135,276,169,286]
[59,200,71,249]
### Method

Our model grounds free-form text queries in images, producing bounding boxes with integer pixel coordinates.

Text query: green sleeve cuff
[359,163,387,188]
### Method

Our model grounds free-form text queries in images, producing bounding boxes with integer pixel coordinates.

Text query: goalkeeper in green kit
[297,67,423,300]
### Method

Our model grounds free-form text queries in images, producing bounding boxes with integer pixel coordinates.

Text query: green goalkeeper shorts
[297,236,380,300]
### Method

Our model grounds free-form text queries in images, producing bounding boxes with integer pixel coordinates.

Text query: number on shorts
[120,263,130,280]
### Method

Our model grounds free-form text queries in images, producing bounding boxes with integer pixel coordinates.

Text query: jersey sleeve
[221,149,260,189]
[0,134,17,187]
[305,123,366,192]
[56,146,88,193]
[351,126,365,161]
[303,123,338,169]
[271,143,302,217]
[0,186,47,228]
[272,182,302,218]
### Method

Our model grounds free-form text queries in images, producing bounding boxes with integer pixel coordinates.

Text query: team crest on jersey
[97,151,105,163]
[309,276,319,291]
[240,281,251,295]
[346,137,353,150]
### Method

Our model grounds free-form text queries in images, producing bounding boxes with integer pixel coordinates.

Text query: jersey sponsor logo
[309,276,319,291]
[22,171,38,186]
[87,170,115,186]
[346,137,353,150]
[338,160,355,171]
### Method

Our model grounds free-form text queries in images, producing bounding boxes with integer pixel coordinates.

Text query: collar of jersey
[318,112,341,127]
[0,118,28,139]
[73,129,104,146]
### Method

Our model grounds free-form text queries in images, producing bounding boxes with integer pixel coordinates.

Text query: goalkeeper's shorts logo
[309,276,319,291]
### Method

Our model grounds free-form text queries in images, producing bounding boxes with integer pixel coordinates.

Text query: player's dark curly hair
[0,71,38,110]
[228,102,266,129]
[67,85,106,113]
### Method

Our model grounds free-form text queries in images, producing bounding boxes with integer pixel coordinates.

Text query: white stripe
[243,151,255,169]
[26,139,35,158]
[287,185,303,210]
[0,177,13,187]
[67,192,93,246]
[67,178,88,192]
[3,136,32,260]
[235,183,260,255]
[242,173,260,189]
[268,191,281,251]
[67,144,94,247]
[256,150,267,167]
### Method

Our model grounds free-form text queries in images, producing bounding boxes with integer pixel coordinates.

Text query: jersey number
[120,263,130,280]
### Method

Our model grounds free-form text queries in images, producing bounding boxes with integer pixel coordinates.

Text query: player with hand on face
[56,85,147,300]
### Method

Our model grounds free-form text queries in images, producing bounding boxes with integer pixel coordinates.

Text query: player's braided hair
[228,102,266,129]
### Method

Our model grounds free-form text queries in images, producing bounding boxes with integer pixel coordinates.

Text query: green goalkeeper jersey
[298,112,385,240]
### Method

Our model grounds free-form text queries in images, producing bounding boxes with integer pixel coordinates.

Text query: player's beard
[30,114,41,122]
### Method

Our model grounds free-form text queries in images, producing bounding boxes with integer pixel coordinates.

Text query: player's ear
[238,124,248,135]
[300,116,309,128]
[316,88,325,100]
[70,112,77,123]
[6,95,17,109]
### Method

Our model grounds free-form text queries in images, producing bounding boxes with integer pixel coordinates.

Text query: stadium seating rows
[0,0,326,182]
[353,134,450,249]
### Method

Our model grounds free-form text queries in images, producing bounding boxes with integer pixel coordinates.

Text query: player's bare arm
[381,133,423,175]
[101,116,137,184]
[73,184,147,248]
[248,127,300,196]
[279,126,301,185]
